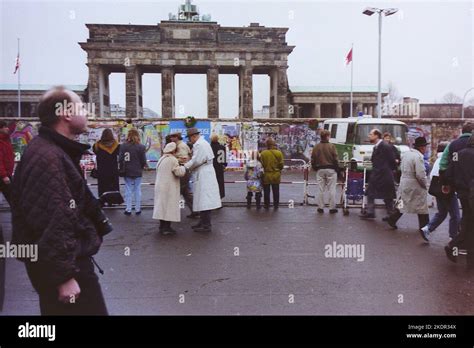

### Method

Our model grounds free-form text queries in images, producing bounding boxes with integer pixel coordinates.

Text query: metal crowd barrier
[12,156,375,209]
[85,158,312,206]
[3,158,401,211]
[84,158,376,208]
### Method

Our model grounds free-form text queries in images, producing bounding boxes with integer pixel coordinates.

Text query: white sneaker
[420,225,430,242]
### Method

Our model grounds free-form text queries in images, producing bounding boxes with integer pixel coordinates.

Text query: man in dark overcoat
[210,134,227,199]
[360,128,397,220]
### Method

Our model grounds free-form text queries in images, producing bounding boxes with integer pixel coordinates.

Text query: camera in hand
[85,193,114,237]
[90,208,113,237]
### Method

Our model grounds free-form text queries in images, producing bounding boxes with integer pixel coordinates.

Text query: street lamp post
[363,7,398,119]
[461,87,474,120]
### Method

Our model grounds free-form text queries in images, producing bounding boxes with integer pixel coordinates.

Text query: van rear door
[335,123,348,144]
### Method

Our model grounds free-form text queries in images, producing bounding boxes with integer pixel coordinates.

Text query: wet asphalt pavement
[1,170,473,315]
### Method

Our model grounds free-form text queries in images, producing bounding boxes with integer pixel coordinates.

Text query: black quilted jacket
[11,126,102,287]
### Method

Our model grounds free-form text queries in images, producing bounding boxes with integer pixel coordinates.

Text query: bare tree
[442,92,462,104]
[383,81,402,116]
[442,92,462,118]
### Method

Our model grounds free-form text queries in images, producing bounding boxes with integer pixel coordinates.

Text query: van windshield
[355,124,408,145]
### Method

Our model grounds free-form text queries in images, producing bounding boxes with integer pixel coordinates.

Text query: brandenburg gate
[79,0,294,119]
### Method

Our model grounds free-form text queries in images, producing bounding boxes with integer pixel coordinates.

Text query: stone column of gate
[207,67,219,119]
[162,67,175,118]
[314,103,321,118]
[87,63,101,117]
[277,67,289,118]
[125,65,143,118]
[239,66,253,119]
[98,67,111,117]
[357,102,363,115]
[336,103,343,118]
[269,69,278,118]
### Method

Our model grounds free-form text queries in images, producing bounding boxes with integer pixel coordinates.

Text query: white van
[323,115,409,169]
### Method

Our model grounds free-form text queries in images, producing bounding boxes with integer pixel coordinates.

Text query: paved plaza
[1,170,473,315]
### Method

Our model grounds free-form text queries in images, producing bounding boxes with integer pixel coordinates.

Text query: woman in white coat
[184,128,222,233]
[153,142,186,235]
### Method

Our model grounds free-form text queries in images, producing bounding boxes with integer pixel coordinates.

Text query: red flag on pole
[345,48,353,65]
[13,54,20,74]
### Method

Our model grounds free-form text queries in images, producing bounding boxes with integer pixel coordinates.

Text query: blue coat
[119,142,147,178]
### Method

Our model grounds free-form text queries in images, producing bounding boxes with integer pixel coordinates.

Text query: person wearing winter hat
[152,142,187,235]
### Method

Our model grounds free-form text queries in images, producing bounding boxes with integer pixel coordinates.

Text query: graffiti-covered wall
[406,121,464,164]
[7,121,38,162]
[1,118,469,170]
[2,119,323,169]
[407,124,433,164]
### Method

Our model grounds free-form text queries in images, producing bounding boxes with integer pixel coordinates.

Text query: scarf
[95,140,119,155]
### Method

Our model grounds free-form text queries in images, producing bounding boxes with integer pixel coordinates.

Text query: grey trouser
[316,169,337,210]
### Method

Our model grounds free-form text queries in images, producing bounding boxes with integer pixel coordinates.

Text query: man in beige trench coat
[184,128,222,233]
[386,136,430,233]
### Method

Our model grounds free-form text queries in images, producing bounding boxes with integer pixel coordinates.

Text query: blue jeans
[427,195,460,238]
[124,177,142,212]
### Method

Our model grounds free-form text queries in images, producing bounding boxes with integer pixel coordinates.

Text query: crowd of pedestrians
[354,124,473,269]
[1,87,473,317]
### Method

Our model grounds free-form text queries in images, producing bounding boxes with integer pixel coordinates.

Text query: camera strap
[91,256,105,275]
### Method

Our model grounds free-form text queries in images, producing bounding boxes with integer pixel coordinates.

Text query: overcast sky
[1,0,473,117]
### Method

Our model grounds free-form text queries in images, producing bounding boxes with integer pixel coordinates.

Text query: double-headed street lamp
[363,7,399,118]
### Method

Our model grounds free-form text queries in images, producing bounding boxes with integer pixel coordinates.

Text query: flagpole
[350,43,353,117]
[17,38,21,117]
